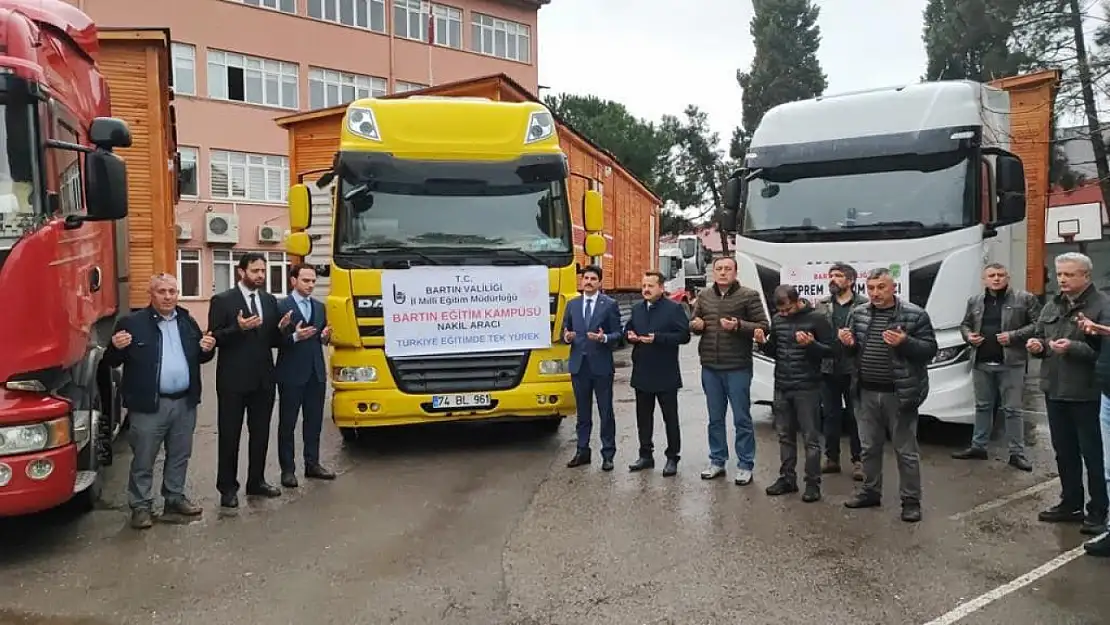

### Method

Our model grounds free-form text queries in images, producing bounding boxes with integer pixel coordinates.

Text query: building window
[393,0,428,41]
[207,49,299,109]
[471,13,530,63]
[394,80,426,93]
[209,149,289,203]
[178,147,198,197]
[212,250,289,296]
[177,249,201,298]
[309,67,386,109]
[432,4,462,48]
[233,0,295,13]
[172,43,196,96]
[308,0,386,32]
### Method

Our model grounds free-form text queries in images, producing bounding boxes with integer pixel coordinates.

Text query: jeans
[702,367,755,470]
[1101,394,1110,509]
[857,390,922,504]
[773,388,822,484]
[822,373,860,464]
[971,363,1026,457]
[1045,399,1107,518]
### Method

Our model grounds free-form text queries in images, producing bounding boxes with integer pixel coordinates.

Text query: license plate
[431,393,492,409]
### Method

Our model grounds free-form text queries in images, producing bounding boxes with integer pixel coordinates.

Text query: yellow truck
[285,96,606,440]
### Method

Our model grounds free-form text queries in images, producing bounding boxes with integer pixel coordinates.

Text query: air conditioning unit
[174,222,192,241]
[257,225,285,243]
[204,212,239,244]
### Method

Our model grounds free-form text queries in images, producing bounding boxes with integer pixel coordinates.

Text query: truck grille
[387,351,529,394]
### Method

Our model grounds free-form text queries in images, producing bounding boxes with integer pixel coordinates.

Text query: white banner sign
[779,261,910,300]
[380,265,550,358]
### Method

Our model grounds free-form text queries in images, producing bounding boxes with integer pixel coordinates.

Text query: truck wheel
[339,427,360,444]
[682,299,693,318]
[535,417,562,434]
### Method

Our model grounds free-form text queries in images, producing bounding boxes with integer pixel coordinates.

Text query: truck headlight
[346,107,381,141]
[539,359,569,375]
[333,366,378,382]
[525,111,555,143]
[929,345,969,368]
[0,417,72,457]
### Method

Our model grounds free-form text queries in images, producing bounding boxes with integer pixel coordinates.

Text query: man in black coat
[624,271,691,476]
[208,252,293,508]
[755,284,835,503]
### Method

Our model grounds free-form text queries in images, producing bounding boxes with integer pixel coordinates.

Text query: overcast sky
[536,0,931,144]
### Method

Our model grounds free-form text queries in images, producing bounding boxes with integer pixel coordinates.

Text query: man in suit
[563,264,622,471]
[276,264,335,487]
[624,270,691,476]
[208,252,293,508]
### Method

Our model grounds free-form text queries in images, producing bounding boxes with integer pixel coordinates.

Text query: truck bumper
[0,444,78,517]
[751,357,975,425]
[332,379,576,428]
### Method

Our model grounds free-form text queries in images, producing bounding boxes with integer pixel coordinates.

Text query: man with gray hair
[837,267,937,522]
[953,263,1041,471]
[104,274,216,529]
[1026,252,1107,535]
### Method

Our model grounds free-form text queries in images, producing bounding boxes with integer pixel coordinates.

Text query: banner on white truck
[779,261,909,300]
[381,265,550,358]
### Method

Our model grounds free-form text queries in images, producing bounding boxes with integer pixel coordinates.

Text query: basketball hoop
[1057,218,1080,244]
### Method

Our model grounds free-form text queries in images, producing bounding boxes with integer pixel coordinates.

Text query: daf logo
[356,297,383,309]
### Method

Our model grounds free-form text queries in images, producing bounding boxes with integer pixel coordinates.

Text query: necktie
[249,292,258,317]
[301,299,312,322]
[584,298,593,327]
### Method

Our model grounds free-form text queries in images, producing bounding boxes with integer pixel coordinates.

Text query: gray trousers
[772,388,823,484]
[127,396,197,511]
[857,389,922,503]
[972,363,1026,457]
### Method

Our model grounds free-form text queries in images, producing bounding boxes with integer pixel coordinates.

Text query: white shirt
[238,283,263,321]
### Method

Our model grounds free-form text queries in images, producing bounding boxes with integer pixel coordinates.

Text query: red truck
[0,0,174,516]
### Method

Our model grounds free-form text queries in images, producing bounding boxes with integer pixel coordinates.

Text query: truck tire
[535,417,562,434]
[70,383,105,513]
[339,427,360,444]
[682,299,694,318]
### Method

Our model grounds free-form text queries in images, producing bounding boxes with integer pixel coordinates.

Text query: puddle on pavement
[0,611,113,625]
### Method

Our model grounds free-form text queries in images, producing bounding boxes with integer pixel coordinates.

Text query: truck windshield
[659,255,679,280]
[742,151,976,241]
[677,237,697,258]
[0,100,38,250]
[335,158,573,265]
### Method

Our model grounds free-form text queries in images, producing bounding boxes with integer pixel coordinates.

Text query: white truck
[658,244,694,315]
[718,76,1054,424]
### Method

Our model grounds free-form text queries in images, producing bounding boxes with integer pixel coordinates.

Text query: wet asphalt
[0,343,1107,625]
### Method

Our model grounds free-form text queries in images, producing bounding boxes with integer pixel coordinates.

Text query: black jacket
[623,297,691,392]
[758,302,834,392]
[1031,284,1105,402]
[814,292,868,375]
[843,299,938,410]
[208,287,285,394]
[102,306,215,413]
[958,287,1042,367]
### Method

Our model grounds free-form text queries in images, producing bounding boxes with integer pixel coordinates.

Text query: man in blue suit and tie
[563,264,623,471]
[276,264,335,487]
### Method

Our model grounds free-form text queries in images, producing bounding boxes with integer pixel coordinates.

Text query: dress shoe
[130,508,153,530]
[1084,533,1110,557]
[901,502,923,523]
[281,472,299,488]
[851,461,864,482]
[802,482,821,503]
[1080,516,1107,535]
[1038,504,1083,523]
[821,459,841,474]
[951,447,988,460]
[844,493,882,509]
[306,464,337,480]
[164,498,202,517]
[566,451,591,468]
[601,459,614,472]
[765,477,798,496]
[220,493,239,509]
[662,458,678,477]
[1009,455,1033,472]
[246,481,282,498]
[628,457,655,472]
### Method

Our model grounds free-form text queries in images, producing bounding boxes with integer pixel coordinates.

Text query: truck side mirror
[583,190,603,231]
[84,150,128,221]
[995,154,1026,226]
[89,117,132,150]
[723,177,742,211]
[289,184,312,230]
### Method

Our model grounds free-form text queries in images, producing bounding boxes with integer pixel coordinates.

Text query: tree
[921,0,1029,81]
[659,106,734,248]
[734,0,828,156]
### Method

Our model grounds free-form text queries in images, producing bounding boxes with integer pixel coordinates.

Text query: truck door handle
[89,266,102,293]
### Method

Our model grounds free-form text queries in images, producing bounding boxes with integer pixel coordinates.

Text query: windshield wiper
[338,244,439,265]
[745,225,820,234]
[846,220,927,229]
[419,245,549,264]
